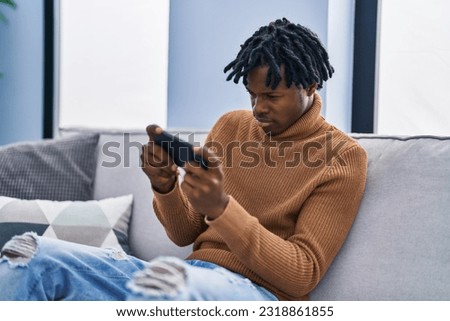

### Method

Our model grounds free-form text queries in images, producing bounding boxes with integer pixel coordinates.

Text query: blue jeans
[0,232,277,301]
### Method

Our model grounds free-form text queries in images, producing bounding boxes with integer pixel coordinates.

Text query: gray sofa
[59,128,450,300]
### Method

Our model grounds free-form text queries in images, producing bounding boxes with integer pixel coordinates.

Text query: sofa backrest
[310,135,450,300]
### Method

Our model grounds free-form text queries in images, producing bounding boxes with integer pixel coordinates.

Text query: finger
[146,124,163,139]
[151,143,173,165]
[193,146,222,172]
[184,162,221,194]
[141,143,163,166]
[142,149,177,179]
[142,143,175,168]
[141,154,174,174]
[182,169,202,186]
[180,180,195,196]
[183,161,205,177]
[143,165,177,180]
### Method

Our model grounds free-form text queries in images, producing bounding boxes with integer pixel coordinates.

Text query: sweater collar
[256,92,325,142]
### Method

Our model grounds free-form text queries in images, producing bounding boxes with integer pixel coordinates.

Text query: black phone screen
[153,131,208,169]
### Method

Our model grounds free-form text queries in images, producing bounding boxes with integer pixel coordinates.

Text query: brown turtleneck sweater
[153,93,367,300]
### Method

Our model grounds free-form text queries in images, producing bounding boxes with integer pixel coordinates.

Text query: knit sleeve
[205,145,368,298]
[153,182,207,246]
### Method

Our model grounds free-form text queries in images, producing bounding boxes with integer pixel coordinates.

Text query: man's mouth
[254,117,272,126]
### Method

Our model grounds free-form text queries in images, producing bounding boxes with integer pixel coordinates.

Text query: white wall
[58,0,170,130]
[376,0,450,135]
[167,0,337,131]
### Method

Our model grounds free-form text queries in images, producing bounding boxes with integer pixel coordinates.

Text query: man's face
[246,65,315,136]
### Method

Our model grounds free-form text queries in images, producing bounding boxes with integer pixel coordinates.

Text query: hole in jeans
[128,257,187,297]
[0,232,39,266]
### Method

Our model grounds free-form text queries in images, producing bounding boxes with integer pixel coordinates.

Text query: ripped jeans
[0,232,277,301]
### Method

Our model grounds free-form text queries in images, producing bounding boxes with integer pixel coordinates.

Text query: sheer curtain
[58,0,169,130]
[376,0,450,135]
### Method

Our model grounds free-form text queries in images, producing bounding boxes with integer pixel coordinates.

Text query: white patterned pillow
[0,195,133,253]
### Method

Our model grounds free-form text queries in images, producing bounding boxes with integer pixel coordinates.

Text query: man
[0,18,367,301]
[140,17,367,301]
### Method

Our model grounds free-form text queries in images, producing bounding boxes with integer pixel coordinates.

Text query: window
[57,0,170,130]
[376,0,450,135]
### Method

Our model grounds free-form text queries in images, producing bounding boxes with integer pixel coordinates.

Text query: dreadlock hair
[224,18,334,90]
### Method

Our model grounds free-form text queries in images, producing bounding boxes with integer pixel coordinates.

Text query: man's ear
[306,83,318,96]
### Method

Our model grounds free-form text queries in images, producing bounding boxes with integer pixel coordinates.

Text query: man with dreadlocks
[140,18,367,301]
[0,18,367,301]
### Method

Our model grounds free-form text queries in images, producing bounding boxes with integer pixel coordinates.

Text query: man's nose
[252,96,268,115]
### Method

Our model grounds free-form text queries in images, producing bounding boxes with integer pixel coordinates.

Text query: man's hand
[181,147,229,219]
[141,125,178,194]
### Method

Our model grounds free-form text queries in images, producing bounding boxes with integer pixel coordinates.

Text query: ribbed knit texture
[153,93,368,300]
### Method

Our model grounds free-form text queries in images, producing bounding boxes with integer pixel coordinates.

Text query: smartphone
[153,130,208,169]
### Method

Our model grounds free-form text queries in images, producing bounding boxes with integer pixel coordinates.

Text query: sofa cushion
[0,194,133,253]
[310,135,450,300]
[0,133,99,201]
